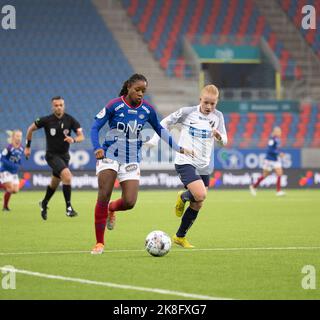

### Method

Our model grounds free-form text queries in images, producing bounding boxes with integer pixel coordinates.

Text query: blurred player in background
[250,126,285,196]
[24,96,84,220]
[147,85,227,248]
[90,73,192,254]
[0,130,24,211]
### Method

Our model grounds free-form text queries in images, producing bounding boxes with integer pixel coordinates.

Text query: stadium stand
[223,103,320,148]
[122,0,302,79]
[278,0,320,58]
[0,0,135,147]
[1,0,319,150]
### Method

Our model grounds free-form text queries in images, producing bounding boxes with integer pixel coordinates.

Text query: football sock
[4,192,11,209]
[253,176,265,188]
[95,200,109,244]
[62,184,72,208]
[277,176,281,192]
[176,206,199,237]
[109,198,126,211]
[181,190,196,202]
[43,186,56,205]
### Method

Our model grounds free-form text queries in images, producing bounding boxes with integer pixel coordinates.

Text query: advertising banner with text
[19,169,320,190]
[19,148,302,171]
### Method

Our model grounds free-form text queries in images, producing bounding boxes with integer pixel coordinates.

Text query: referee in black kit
[24,96,84,220]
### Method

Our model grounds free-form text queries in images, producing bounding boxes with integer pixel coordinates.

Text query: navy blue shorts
[175,164,210,188]
[45,152,70,178]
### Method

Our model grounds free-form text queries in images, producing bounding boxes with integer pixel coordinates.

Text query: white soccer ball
[145,230,172,257]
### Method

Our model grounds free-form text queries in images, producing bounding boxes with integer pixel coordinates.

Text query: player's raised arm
[212,111,228,146]
[90,106,111,159]
[64,117,85,144]
[147,107,193,156]
[74,128,85,143]
[24,122,39,159]
[146,107,190,147]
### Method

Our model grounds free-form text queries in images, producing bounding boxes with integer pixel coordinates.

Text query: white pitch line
[1,246,320,256]
[0,266,230,300]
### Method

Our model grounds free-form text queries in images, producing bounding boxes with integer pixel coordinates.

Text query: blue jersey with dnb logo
[0,144,24,174]
[266,136,280,161]
[91,96,180,163]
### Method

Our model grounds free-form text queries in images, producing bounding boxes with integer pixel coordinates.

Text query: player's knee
[5,186,14,193]
[64,175,72,184]
[124,199,136,210]
[193,190,207,202]
[191,201,203,211]
[61,170,72,184]
[98,188,112,202]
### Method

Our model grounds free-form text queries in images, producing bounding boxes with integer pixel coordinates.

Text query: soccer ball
[145,230,172,257]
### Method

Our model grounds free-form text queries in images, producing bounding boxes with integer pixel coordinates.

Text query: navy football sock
[176,206,199,237]
[43,186,56,205]
[62,184,72,208]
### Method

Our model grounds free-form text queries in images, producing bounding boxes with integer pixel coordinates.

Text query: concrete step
[92,0,198,115]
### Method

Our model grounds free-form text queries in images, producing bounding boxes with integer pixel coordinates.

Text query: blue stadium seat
[0,0,137,144]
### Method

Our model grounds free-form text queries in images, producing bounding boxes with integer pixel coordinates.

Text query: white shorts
[96,158,140,182]
[0,171,20,185]
[262,159,282,171]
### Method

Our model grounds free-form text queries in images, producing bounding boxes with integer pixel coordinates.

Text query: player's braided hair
[119,74,148,97]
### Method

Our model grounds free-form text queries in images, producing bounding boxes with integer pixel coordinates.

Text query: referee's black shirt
[34,113,81,154]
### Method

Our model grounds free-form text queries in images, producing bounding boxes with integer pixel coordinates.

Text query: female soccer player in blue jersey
[90,74,192,254]
[249,126,285,196]
[0,130,24,211]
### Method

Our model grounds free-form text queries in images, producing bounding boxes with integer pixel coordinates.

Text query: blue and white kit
[0,144,24,185]
[91,96,181,182]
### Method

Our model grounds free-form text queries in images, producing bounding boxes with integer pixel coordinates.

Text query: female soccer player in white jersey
[147,85,227,248]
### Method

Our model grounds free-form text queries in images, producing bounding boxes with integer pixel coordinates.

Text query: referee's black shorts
[45,152,70,178]
[175,164,210,188]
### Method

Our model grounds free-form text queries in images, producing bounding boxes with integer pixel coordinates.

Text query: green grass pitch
[0,189,319,300]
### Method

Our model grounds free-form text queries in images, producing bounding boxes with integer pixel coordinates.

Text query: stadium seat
[0,0,136,146]
[278,0,320,56]
[122,0,301,79]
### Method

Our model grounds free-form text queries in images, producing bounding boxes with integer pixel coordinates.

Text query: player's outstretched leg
[107,180,139,230]
[91,200,109,254]
[106,202,117,230]
[40,186,55,220]
[63,184,78,217]
[40,176,59,220]
[173,206,198,248]
[39,201,48,220]
[175,190,185,217]
[40,186,56,220]
[3,191,12,211]
[173,180,206,248]
[60,168,78,217]
[275,169,285,196]
[249,184,257,196]
[91,169,117,253]
[175,189,197,217]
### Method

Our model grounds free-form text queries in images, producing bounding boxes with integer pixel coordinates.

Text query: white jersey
[148,105,227,169]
